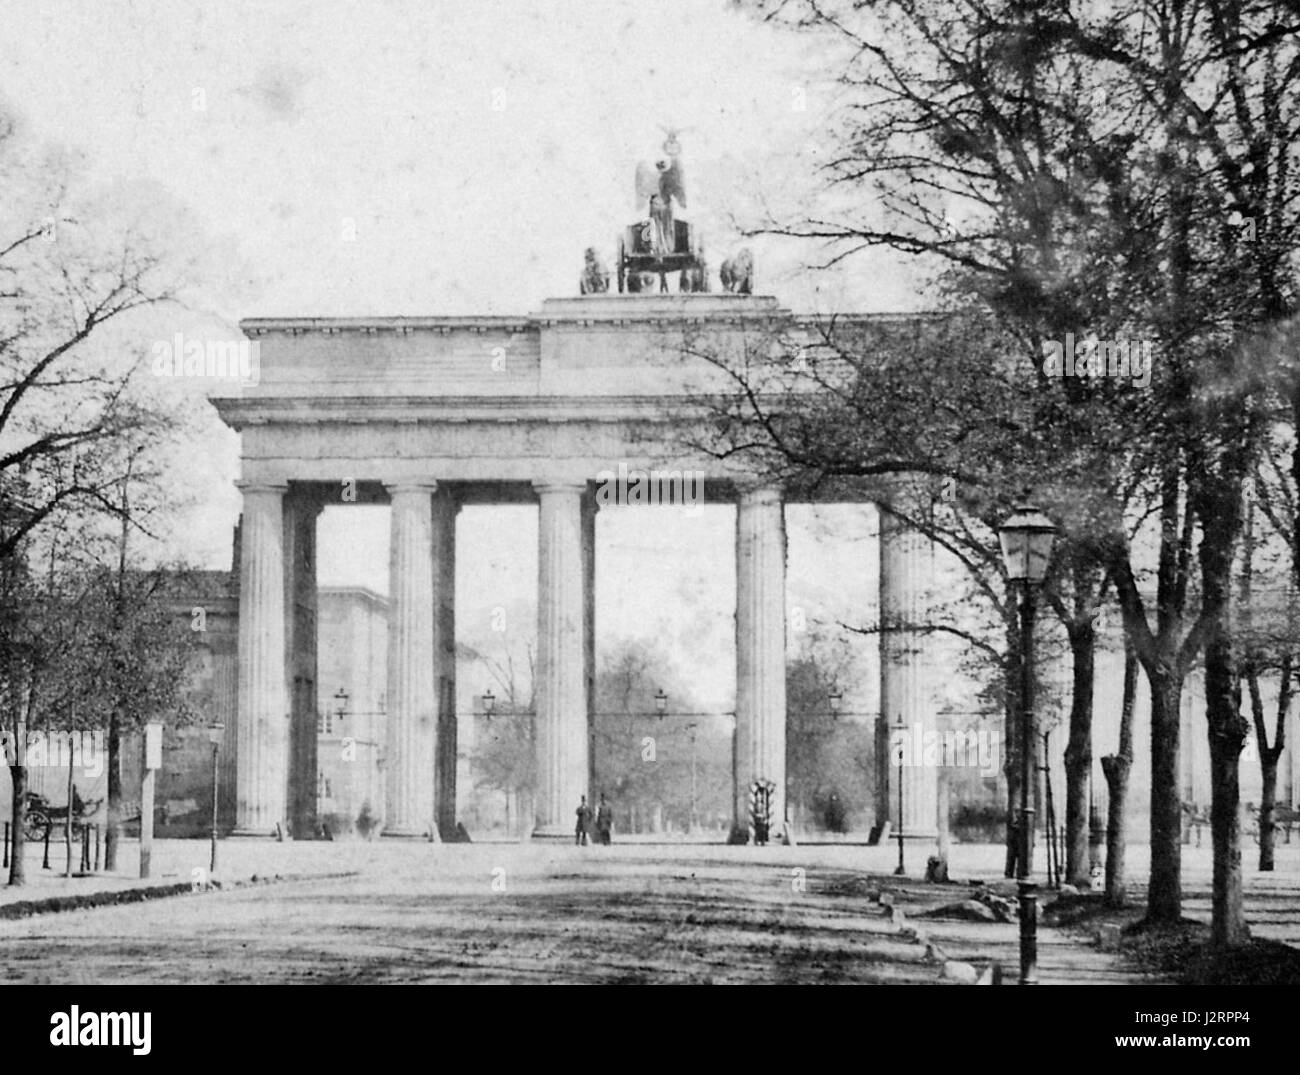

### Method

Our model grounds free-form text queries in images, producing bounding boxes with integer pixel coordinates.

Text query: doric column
[432,490,459,840]
[384,483,439,838]
[583,485,597,799]
[235,482,289,835]
[879,502,938,837]
[734,486,787,841]
[533,481,590,837]
[283,487,324,840]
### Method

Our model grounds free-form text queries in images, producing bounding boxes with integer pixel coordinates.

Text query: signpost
[140,722,163,879]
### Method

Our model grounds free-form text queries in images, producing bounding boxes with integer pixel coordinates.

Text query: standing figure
[579,247,610,294]
[575,795,592,846]
[595,794,613,846]
[635,131,688,256]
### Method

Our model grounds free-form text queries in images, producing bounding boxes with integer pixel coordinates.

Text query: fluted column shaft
[734,487,787,839]
[235,483,289,835]
[879,507,938,837]
[433,491,459,840]
[534,482,589,837]
[385,484,438,838]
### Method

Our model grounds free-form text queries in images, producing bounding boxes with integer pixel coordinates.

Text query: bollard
[93,824,101,872]
[42,824,51,870]
[80,824,89,872]
[1088,802,1106,876]
[2,821,8,869]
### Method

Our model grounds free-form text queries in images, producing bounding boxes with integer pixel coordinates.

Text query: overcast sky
[1,0,923,317]
[1,0,907,709]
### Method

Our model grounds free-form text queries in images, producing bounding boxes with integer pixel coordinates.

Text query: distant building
[316,587,388,836]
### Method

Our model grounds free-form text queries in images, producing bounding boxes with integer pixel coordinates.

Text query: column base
[231,825,288,839]
[532,825,586,843]
[382,825,440,841]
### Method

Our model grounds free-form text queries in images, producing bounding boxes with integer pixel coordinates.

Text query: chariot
[615,218,706,294]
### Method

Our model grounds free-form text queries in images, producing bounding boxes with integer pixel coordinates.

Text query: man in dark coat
[595,794,613,846]
[575,795,592,846]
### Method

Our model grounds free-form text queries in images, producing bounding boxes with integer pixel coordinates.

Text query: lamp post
[894,713,906,876]
[207,723,224,874]
[998,503,1057,986]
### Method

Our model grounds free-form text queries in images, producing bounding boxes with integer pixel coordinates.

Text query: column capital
[877,472,937,518]
[385,481,439,498]
[235,480,288,496]
[735,482,784,506]
[532,479,588,497]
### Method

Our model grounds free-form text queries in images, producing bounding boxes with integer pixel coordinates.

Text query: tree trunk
[7,764,26,886]
[1146,669,1185,923]
[1101,640,1137,908]
[1202,480,1250,948]
[1101,755,1129,907]
[1003,626,1021,878]
[1004,708,1020,878]
[1246,657,1289,874]
[104,709,122,872]
[1260,758,1278,872]
[1206,702,1250,947]
[1064,620,1095,886]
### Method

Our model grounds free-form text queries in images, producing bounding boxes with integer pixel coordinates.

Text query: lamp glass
[998,506,1057,584]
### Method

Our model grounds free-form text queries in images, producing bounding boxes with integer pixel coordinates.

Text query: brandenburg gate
[211,294,939,842]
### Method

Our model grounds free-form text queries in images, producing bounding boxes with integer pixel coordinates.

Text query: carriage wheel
[24,810,49,841]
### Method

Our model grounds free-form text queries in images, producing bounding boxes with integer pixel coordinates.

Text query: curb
[0,871,360,921]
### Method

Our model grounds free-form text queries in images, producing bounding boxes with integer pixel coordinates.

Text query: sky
[0,0,924,318]
[0,0,913,710]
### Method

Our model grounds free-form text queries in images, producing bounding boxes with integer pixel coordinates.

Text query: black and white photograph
[0,0,1297,1052]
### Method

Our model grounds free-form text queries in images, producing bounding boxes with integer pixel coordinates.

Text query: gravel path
[0,842,1182,984]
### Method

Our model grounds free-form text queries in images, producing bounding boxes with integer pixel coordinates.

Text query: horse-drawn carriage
[20,788,103,840]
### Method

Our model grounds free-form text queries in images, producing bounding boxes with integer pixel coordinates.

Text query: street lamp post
[998,504,1057,987]
[207,723,224,874]
[894,713,906,876]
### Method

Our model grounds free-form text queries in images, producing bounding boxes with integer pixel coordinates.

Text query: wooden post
[93,824,101,871]
[140,723,162,879]
[2,821,8,869]
[66,729,75,879]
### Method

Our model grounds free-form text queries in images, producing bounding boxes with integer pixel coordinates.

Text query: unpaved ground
[0,843,1169,984]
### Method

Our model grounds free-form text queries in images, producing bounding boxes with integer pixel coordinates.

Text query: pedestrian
[596,793,613,846]
[575,795,592,846]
